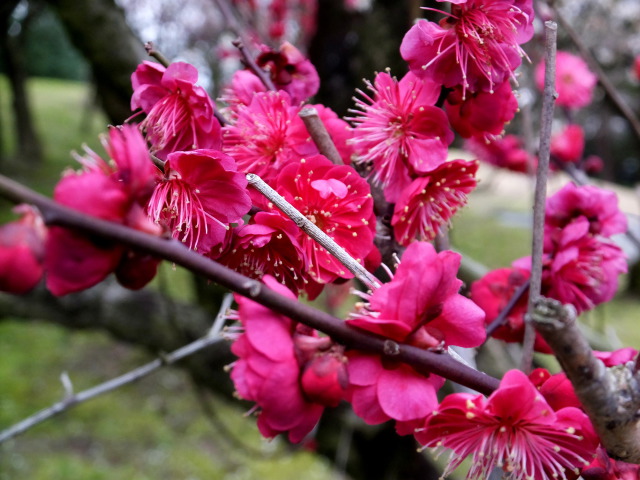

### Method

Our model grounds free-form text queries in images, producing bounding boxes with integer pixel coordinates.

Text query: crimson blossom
[46,126,161,296]
[391,158,478,245]
[228,276,347,443]
[400,0,534,95]
[147,149,251,254]
[0,205,46,294]
[273,154,378,288]
[465,134,536,173]
[418,369,598,480]
[535,51,597,110]
[131,61,221,159]
[349,71,453,202]
[345,242,486,430]
[550,124,585,165]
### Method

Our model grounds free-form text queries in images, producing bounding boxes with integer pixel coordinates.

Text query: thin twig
[0,294,233,444]
[144,42,170,68]
[552,6,640,143]
[246,173,381,291]
[299,107,344,165]
[485,279,530,337]
[231,39,276,91]
[0,173,499,395]
[521,21,557,373]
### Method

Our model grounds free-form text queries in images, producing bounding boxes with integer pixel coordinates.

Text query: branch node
[383,340,400,356]
[243,280,262,298]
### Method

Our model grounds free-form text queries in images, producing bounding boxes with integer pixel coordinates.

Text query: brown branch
[144,41,170,68]
[231,39,276,91]
[532,296,640,464]
[299,107,344,165]
[0,173,499,395]
[521,21,557,372]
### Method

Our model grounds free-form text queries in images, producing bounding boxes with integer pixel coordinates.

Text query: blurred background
[1,0,640,478]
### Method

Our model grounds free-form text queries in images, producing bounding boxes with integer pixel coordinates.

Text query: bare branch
[246,172,381,291]
[521,21,557,372]
[299,107,344,165]
[231,39,276,91]
[144,41,170,67]
[532,296,640,464]
[0,173,499,395]
[0,294,233,444]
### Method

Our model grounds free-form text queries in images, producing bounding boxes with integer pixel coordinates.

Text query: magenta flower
[445,80,518,140]
[545,182,627,238]
[221,212,308,294]
[401,0,534,94]
[256,41,320,104]
[148,149,251,253]
[46,126,161,295]
[536,51,597,110]
[222,91,312,184]
[465,134,536,173]
[131,61,221,159]
[229,276,346,443]
[349,71,453,202]
[0,205,46,294]
[550,124,585,164]
[391,159,478,246]
[345,242,485,427]
[583,447,640,480]
[274,154,377,286]
[219,69,267,117]
[418,369,598,480]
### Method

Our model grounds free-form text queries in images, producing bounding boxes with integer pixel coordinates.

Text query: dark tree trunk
[0,1,44,164]
[44,0,146,124]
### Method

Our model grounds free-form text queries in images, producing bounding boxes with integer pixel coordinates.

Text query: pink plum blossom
[220,212,308,294]
[256,42,320,104]
[147,149,251,254]
[418,369,599,480]
[465,134,536,173]
[445,80,518,140]
[401,0,534,95]
[229,276,346,443]
[545,182,627,238]
[535,51,597,110]
[345,242,485,428]
[273,154,377,287]
[391,159,478,245]
[46,126,161,295]
[131,61,221,159]
[0,205,46,294]
[349,71,452,202]
[550,124,585,164]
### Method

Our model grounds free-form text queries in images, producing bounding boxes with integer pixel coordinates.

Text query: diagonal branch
[0,173,499,396]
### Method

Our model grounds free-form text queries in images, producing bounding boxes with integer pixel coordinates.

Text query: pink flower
[582,447,640,480]
[46,126,161,295]
[593,347,639,367]
[349,71,453,202]
[445,80,518,140]
[550,124,585,164]
[401,0,534,94]
[219,69,267,117]
[222,91,313,184]
[535,51,597,110]
[229,276,346,443]
[220,212,308,294]
[418,369,599,480]
[529,368,582,411]
[256,42,320,104]
[345,242,485,427]
[274,154,377,286]
[131,61,221,159]
[0,205,46,294]
[465,134,536,173]
[148,149,251,253]
[545,183,627,238]
[470,267,552,353]
[391,159,478,246]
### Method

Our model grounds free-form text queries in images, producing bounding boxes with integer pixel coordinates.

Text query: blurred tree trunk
[0,0,44,165]
[44,0,146,124]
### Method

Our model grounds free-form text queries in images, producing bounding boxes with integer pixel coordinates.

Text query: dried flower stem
[0,173,498,395]
[299,107,344,165]
[246,172,381,291]
[520,21,557,372]
[0,294,233,444]
[532,296,640,464]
